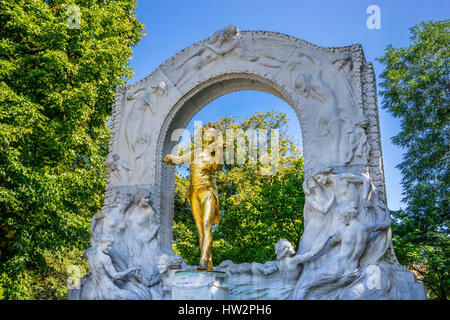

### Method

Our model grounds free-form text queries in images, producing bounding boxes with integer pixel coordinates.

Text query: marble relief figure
[84,235,141,300]
[123,193,160,269]
[344,118,370,164]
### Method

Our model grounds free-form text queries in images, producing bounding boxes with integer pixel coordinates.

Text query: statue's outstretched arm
[163,152,192,165]
[103,259,138,281]
[306,192,335,214]
[291,232,338,265]
[254,261,278,276]
[135,271,162,287]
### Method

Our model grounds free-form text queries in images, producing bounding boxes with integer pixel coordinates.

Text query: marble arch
[72,26,426,300]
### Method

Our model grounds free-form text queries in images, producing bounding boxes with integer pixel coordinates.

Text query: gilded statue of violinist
[163,127,225,271]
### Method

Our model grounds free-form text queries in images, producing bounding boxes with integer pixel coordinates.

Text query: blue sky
[127,0,449,210]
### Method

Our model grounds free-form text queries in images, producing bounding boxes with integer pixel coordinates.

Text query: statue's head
[97,234,115,252]
[314,173,328,185]
[223,24,239,41]
[275,239,295,260]
[202,125,217,145]
[157,254,183,273]
[194,124,221,149]
[356,116,370,129]
[311,165,335,185]
[134,192,152,207]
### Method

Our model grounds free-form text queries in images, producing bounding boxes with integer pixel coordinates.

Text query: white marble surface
[172,271,228,300]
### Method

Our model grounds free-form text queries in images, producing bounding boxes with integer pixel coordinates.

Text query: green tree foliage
[172,111,305,266]
[0,0,145,299]
[377,20,449,299]
[391,209,449,300]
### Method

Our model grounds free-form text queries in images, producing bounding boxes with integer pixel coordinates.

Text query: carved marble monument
[69,25,426,300]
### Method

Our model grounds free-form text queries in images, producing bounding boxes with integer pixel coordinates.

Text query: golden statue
[163,127,225,271]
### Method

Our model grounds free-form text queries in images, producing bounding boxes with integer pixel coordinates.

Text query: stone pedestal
[172,271,228,300]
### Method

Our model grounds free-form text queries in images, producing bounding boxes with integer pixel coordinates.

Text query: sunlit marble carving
[71,25,426,300]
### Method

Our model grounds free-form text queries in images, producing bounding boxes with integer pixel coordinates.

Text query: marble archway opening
[70,25,426,300]
[163,84,304,275]
[158,74,299,255]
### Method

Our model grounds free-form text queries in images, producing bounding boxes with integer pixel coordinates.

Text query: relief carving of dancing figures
[123,193,160,270]
[290,51,370,166]
[293,68,346,164]
[218,239,305,299]
[293,166,394,299]
[174,25,289,87]
[76,191,165,300]
[174,25,254,86]
[122,86,157,184]
[126,87,154,158]
[120,81,168,185]
[83,235,141,300]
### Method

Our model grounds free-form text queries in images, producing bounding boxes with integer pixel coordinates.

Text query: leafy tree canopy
[378,19,449,299]
[0,0,145,299]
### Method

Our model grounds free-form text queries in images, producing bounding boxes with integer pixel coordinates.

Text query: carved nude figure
[106,152,132,181]
[175,25,257,85]
[125,87,154,166]
[296,201,391,277]
[303,167,336,214]
[174,47,218,85]
[333,171,373,213]
[125,193,160,267]
[85,236,140,300]
[294,70,346,162]
[344,119,370,164]
[205,24,257,61]
[292,195,392,299]
[329,202,391,273]
[310,166,374,215]
[253,240,304,292]
[221,239,303,281]
[90,202,130,241]
[218,239,331,299]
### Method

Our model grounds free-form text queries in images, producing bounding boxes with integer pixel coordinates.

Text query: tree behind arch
[172,111,305,265]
